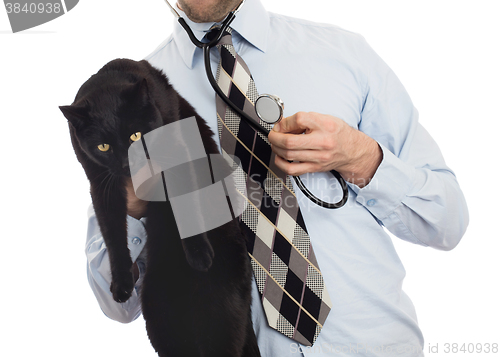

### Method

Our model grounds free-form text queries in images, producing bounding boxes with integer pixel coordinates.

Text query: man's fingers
[274,155,319,177]
[268,129,326,151]
[268,111,346,176]
[272,146,333,165]
[270,112,336,150]
[273,112,320,134]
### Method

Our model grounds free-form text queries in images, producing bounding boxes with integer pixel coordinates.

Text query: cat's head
[60,73,164,176]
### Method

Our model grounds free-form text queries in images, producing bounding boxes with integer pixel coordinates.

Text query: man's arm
[268,39,468,251]
[85,181,148,323]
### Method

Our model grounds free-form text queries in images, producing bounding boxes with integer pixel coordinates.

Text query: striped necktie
[212,27,332,346]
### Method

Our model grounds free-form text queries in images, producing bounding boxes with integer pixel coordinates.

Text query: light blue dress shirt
[85,0,469,356]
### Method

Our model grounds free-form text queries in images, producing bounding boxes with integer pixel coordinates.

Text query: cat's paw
[182,234,215,272]
[110,274,135,303]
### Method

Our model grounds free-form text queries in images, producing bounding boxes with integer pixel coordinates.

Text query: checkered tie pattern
[211,28,332,346]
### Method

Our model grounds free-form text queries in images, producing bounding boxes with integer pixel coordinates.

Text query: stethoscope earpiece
[255,94,284,124]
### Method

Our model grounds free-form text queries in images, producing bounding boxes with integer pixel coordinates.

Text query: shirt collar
[172,0,269,69]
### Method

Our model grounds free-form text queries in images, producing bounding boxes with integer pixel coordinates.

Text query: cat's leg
[186,225,257,357]
[142,201,199,357]
[90,176,135,303]
[181,233,214,272]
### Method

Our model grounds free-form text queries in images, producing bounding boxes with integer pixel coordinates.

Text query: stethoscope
[164,0,348,209]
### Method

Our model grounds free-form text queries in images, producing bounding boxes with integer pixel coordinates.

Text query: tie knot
[206,26,233,45]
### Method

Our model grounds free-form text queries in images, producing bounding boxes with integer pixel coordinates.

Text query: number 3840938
[5,3,62,14]
[444,343,498,354]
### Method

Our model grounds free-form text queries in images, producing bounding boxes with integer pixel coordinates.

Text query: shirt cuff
[126,215,148,262]
[354,143,417,220]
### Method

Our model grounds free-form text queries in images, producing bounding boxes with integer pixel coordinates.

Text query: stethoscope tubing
[176,9,349,209]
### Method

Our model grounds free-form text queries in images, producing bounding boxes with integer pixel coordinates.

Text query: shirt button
[367,199,376,207]
[132,237,142,245]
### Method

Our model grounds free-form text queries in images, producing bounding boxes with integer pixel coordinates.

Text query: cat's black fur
[60,59,260,357]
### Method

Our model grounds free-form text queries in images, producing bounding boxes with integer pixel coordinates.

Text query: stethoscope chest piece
[255,94,284,124]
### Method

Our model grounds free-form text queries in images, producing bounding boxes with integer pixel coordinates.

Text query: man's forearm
[86,210,147,323]
[336,130,383,188]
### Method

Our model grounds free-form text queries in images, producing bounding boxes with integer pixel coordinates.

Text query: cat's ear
[59,104,88,130]
[123,78,149,107]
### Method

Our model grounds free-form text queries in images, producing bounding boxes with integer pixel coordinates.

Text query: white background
[1,0,498,356]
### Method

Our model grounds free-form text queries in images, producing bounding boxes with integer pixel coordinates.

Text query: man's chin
[177,0,238,23]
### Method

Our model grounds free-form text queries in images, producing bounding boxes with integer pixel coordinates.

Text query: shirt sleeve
[352,38,469,250]
[85,205,148,323]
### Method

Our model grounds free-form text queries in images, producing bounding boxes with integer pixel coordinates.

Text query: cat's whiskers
[93,171,113,192]
[103,173,118,210]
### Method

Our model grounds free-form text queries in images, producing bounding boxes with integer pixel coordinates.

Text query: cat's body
[60,59,260,357]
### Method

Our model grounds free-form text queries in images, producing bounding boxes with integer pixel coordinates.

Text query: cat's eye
[130,132,142,142]
[97,144,110,152]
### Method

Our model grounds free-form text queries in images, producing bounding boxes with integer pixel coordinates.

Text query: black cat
[60,59,260,357]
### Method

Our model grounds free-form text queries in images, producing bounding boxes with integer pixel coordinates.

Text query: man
[86,0,469,355]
